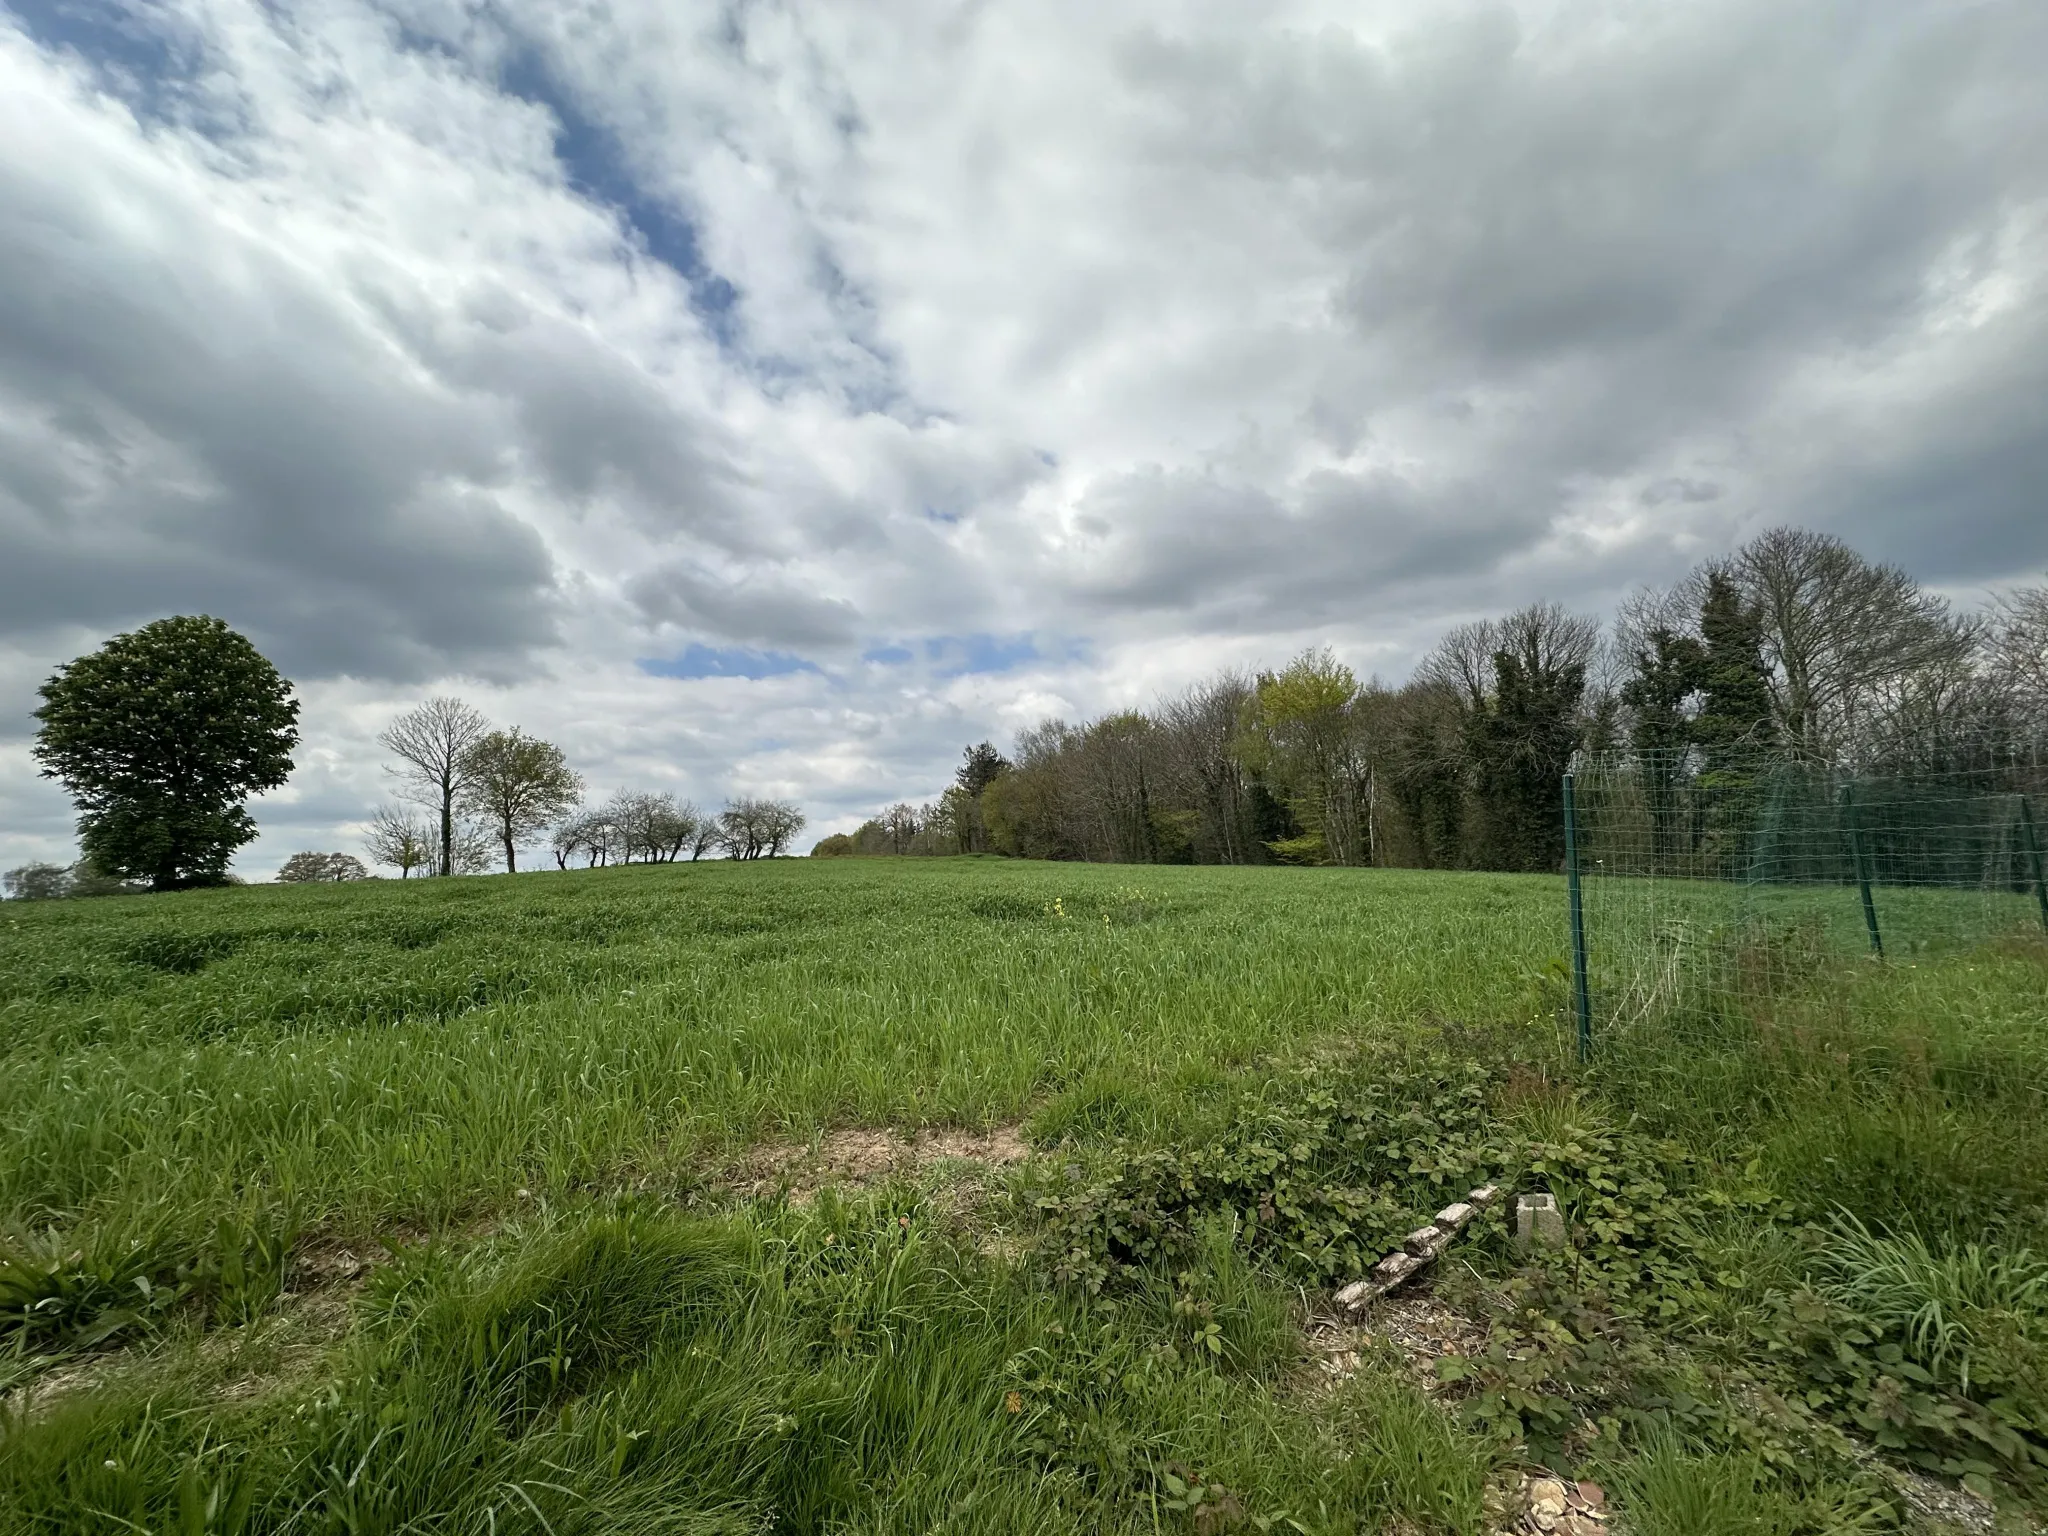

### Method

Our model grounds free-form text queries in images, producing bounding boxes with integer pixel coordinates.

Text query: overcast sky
[3,0,2045,877]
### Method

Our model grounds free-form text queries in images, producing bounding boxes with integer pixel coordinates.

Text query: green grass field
[0,861,1562,1252]
[4,859,2047,1533]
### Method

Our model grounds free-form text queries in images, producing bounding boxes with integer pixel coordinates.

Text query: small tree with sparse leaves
[458,730,582,873]
[3,863,73,900]
[363,806,436,878]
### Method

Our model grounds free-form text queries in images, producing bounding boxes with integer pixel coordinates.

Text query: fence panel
[1568,741,2048,1095]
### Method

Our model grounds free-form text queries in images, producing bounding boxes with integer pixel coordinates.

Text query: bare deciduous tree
[1992,582,2048,729]
[1155,671,1255,865]
[652,797,702,862]
[380,698,492,878]
[1732,528,1975,760]
[555,791,703,867]
[760,800,806,857]
[449,821,498,874]
[1415,620,1500,708]
[715,797,806,858]
[457,729,582,874]
[881,802,922,854]
[553,808,615,869]
[691,816,722,861]
[608,791,701,863]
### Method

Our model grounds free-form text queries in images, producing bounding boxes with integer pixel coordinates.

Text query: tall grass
[6,857,2046,1529]
[1816,1215,2048,1393]
[0,860,1563,1330]
[0,1190,1500,1534]
[1603,1430,1802,1536]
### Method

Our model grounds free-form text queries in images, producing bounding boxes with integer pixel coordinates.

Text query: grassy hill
[3,860,2045,1532]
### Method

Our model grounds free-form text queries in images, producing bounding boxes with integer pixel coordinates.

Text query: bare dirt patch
[1306,1288,1618,1535]
[1887,1466,2000,1536]
[736,1124,1031,1203]
[1305,1285,1488,1397]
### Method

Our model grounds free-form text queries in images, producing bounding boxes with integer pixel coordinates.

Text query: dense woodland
[820,529,2048,872]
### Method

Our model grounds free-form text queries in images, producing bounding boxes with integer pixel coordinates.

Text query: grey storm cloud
[1791,333,2048,581]
[0,43,570,682]
[419,297,756,549]
[1067,465,1539,632]
[1082,0,2048,610]
[625,559,864,649]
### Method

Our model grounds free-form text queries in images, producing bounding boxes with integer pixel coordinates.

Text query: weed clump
[1031,1054,1509,1293]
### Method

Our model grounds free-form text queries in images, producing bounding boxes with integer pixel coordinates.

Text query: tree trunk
[502,823,516,873]
[440,790,454,879]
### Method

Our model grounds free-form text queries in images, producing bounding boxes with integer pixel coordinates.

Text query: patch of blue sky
[484,28,918,415]
[492,46,741,348]
[923,506,961,525]
[862,644,915,665]
[926,633,1040,678]
[11,0,224,131]
[639,645,818,681]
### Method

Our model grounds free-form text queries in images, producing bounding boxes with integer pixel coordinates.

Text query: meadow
[3,858,2047,1533]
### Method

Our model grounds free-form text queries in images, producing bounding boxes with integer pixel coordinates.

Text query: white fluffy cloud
[2,0,2044,873]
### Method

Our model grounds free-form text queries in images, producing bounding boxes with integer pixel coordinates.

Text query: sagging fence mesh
[1564,740,2048,1084]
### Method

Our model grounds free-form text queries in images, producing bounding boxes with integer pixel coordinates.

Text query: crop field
[3,859,2047,1533]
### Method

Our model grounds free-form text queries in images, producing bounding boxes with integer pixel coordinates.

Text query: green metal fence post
[2020,795,2048,936]
[1563,772,1592,1060]
[1840,783,1884,959]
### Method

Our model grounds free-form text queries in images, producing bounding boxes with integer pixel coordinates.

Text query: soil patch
[736,1124,1031,1203]
[1306,1285,1488,1396]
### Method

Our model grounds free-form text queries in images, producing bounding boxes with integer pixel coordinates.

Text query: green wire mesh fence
[1563,740,2048,1089]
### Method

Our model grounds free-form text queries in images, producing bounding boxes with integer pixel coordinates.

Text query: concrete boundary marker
[1332,1183,1502,1313]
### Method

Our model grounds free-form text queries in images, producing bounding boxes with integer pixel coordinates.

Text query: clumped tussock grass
[0,1192,1506,1534]
[1816,1215,2048,1394]
[1602,1430,1803,1536]
[1330,1373,1494,1533]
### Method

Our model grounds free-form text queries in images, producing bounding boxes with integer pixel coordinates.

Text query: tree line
[315,698,806,880]
[6,621,805,897]
[818,528,2048,873]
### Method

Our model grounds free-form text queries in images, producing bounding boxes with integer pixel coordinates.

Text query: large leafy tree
[955,741,1012,797]
[32,617,299,890]
[1621,629,1705,861]
[1462,606,1596,873]
[1691,569,1776,872]
[276,851,369,883]
[947,740,1013,853]
[1250,648,1369,865]
[1693,570,1775,772]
